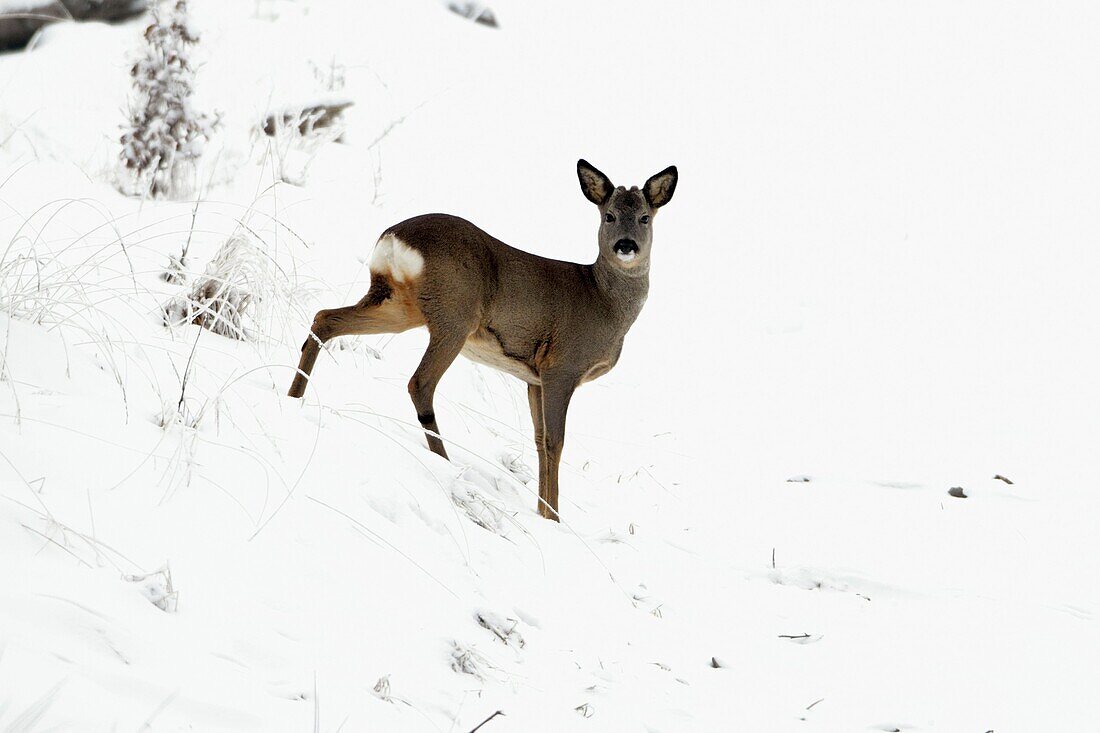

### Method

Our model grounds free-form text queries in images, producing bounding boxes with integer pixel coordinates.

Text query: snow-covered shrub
[259,101,350,186]
[163,233,272,340]
[119,0,217,199]
[162,225,310,344]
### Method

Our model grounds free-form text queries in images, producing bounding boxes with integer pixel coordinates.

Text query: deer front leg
[536,373,578,521]
[526,383,547,507]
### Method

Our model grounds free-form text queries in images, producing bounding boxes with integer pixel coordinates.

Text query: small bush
[119,0,218,199]
[259,103,349,186]
[163,233,271,340]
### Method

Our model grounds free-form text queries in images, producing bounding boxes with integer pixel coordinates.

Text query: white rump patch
[369,233,424,283]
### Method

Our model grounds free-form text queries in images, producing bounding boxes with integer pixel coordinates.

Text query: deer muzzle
[613,239,639,262]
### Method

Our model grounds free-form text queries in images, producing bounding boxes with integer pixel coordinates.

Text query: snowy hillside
[1,0,1098,730]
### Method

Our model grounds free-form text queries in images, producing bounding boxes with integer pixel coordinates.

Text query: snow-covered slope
[1,1,1098,730]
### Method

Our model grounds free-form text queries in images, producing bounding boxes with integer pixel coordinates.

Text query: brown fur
[288,161,677,521]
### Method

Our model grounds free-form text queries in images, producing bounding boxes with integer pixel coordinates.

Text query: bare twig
[468,710,505,732]
[176,328,202,420]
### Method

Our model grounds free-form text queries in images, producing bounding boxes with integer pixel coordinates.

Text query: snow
[1,0,1098,730]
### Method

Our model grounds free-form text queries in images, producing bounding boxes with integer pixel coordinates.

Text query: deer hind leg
[408,327,471,460]
[288,278,423,398]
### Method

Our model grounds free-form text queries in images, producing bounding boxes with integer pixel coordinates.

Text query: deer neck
[592,255,650,324]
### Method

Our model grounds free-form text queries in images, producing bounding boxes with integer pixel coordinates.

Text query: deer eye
[639,215,650,225]
[604,213,615,223]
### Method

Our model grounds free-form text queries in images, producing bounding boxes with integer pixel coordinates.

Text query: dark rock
[447,2,498,28]
[0,0,147,52]
[948,486,967,498]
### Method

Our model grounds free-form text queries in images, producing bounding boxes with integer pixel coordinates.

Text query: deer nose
[613,239,639,255]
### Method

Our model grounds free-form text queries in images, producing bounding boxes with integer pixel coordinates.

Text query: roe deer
[288,160,678,520]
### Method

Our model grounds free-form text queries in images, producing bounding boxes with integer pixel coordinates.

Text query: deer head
[577,159,678,274]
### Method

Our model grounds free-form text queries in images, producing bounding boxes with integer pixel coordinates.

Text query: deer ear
[577,159,614,206]
[643,166,678,209]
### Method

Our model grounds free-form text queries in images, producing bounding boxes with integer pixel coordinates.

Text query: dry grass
[163,232,270,340]
[449,641,497,681]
